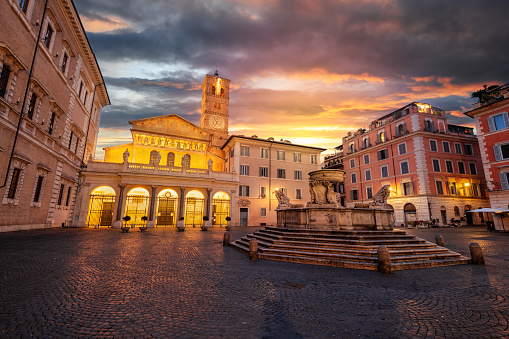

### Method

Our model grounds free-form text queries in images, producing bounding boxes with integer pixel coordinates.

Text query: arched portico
[212,191,230,226]
[86,186,116,227]
[404,203,417,225]
[184,190,204,226]
[156,189,178,226]
[125,187,150,226]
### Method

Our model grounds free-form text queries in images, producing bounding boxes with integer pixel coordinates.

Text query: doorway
[240,208,248,226]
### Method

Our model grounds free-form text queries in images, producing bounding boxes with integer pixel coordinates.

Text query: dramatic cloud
[74,0,509,157]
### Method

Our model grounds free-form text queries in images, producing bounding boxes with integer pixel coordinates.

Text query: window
[364,154,370,165]
[7,168,21,199]
[0,64,11,98]
[260,147,268,159]
[260,208,267,217]
[48,112,56,135]
[61,53,69,73]
[167,152,175,166]
[365,169,371,181]
[57,184,65,205]
[450,182,457,195]
[240,165,249,176]
[488,113,509,131]
[65,186,72,206]
[350,189,358,201]
[149,150,160,165]
[44,25,53,48]
[443,141,450,153]
[78,81,84,98]
[400,161,409,174]
[260,186,267,198]
[430,140,438,152]
[454,143,462,154]
[277,168,286,178]
[436,180,444,195]
[241,145,250,156]
[469,163,477,175]
[445,160,454,173]
[366,187,373,199]
[464,144,473,156]
[377,149,388,160]
[398,143,407,155]
[181,153,190,168]
[458,162,465,174]
[68,131,74,149]
[294,170,302,180]
[348,143,354,153]
[18,0,29,13]
[311,154,317,164]
[83,91,88,106]
[351,173,357,183]
[362,138,369,148]
[259,167,268,177]
[26,93,37,119]
[33,176,44,203]
[494,143,509,161]
[432,159,440,172]
[296,188,302,200]
[239,185,250,197]
[402,182,412,196]
[350,159,355,168]
[277,150,285,160]
[378,131,386,143]
[381,165,389,178]
[294,152,301,162]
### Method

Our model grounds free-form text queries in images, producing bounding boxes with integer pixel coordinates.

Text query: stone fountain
[276,169,393,230]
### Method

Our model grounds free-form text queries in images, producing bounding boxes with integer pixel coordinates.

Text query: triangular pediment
[129,114,210,141]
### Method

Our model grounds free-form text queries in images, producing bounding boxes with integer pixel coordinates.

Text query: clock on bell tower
[200,71,230,147]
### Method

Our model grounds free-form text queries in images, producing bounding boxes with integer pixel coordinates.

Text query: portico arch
[86,186,115,227]
[156,189,178,227]
[185,190,204,226]
[212,191,230,226]
[404,203,417,225]
[125,187,150,226]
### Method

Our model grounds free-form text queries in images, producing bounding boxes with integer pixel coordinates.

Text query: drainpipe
[1,0,49,188]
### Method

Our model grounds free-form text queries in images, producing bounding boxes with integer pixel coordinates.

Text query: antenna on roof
[214,63,219,77]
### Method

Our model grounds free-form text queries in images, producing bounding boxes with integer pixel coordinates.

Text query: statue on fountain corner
[372,184,391,206]
[275,189,293,208]
[308,179,339,206]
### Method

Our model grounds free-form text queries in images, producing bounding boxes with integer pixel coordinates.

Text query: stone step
[259,228,414,240]
[255,252,379,271]
[264,226,407,236]
[253,233,427,246]
[391,257,471,271]
[236,237,450,258]
[247,234,437,251]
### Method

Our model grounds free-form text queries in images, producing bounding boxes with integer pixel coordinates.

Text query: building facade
[338,103,490,226]
[465,83,509,230]
[221,135,324,226]
[0,0,109,232]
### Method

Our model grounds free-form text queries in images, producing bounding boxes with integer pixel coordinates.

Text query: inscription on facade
[135,134,207,152]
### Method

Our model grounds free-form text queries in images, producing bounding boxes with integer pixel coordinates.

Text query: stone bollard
[377,245,391,274]
[435,235,445,247]
[249,238,258,260]
[469,242,485,265]
[223,232,230,246]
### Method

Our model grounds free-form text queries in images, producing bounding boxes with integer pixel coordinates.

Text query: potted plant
[225,216,233,231]
[201,216,211,231]
[176,216,185,232]
[140,216,148,232]
[121,215,131,232]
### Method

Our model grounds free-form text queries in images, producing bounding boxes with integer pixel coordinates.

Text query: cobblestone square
[0,226,508,338]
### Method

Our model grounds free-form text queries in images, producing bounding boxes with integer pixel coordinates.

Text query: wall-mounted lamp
[465,182,470,187]
[15,97,20,105]
[55,53,59,58]
[35,19,40,26]
[39,119,45,125]
[69,77,73,81]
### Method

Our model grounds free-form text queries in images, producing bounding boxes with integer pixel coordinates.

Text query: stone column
[178,187,186,221]
[148,185,157,227]
[114,184,126,228]
[206,188,212,218]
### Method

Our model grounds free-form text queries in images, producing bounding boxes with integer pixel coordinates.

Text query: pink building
[465,83,509,231]
[340,103,490,226]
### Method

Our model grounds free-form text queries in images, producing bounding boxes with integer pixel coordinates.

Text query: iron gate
[87,194,115,227]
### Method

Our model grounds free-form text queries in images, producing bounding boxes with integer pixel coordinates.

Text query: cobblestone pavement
[0,226,508,338]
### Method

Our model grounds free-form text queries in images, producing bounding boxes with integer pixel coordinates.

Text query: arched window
[362,138,369,148]
[398,124,404,136]
[379,131,385,143]
[167,152,175,167]
[150,150,160,165]
[87,186,116,227]
[220,88,224,97]
[211,85,216,95]
[181,154,191,168]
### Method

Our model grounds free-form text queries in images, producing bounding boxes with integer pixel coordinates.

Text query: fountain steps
[230,227,470,271]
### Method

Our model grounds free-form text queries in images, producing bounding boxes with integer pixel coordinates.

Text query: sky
[74,0,509,158]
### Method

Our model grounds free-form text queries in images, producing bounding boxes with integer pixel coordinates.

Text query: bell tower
[201,71,230,147]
